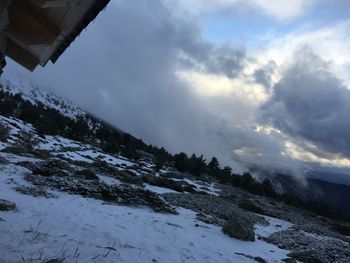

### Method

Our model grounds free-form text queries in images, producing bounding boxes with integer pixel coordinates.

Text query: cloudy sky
[4,0,350,175]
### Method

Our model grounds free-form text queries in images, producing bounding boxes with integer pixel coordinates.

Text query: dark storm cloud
[7,0,246,164]
[3,0,307,174]
[182,43,247,78]
[254,61,276,89]
[261,49,350,157]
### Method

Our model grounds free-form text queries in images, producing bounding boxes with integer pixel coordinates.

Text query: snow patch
[0,163,293,263]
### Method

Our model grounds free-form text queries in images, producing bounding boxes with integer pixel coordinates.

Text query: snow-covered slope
[0,157,292,263]
[0,111,295,262]
[0,78,84,119]
[1,81,349,263]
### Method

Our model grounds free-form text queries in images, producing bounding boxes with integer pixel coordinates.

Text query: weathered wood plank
[8,0,60,45]
[6,39,39,71]
[38,0,80,8]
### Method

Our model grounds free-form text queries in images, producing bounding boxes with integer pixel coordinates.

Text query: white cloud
[177,70,267,103]
[285,141,350,168]
[178,18,350,170]
[253,0,315,20]
[5,0,350,174]
[253,20,350,168]
[254,19,350,86]
[165,0,316,20]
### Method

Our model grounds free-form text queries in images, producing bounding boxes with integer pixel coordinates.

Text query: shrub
[19,131,39,151]
[74,169,99,181]
[15,186,54,198]
[0,124,9,142]
[0,199,17,211]
[2,146,28,155]
[332,222,350,236]
[119,172,143,186]
[238,200,264,214]
[287,251,322,263]
[29,149,51,159]
[144,176,183,192]
[222,210,255,241]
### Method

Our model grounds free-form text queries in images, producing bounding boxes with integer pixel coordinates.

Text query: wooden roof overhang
[0,0,110,74]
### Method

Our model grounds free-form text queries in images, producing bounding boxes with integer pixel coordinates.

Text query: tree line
[0,88,348,222]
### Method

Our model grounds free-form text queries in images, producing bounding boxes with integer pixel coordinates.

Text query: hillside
[273,173,350,216]
[0,81,350,263]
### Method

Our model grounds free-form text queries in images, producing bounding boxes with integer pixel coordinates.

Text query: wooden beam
[36,0,80,8]
[5,40,39,71]
[8,0,60,45]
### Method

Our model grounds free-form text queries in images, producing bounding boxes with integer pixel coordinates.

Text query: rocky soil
[1,151,350,262]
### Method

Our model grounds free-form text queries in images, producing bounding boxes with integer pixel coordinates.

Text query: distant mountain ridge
[273,173,350,216]
[305,167,350,186]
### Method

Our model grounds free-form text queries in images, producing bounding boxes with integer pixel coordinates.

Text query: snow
[0,162,293,263]
[0,78,84,120]
[140,161,154,169]
[74,150,135,167]
[0,115,36,145]
[37,135,82,151]
[0,152,42,164]
[0,116,35,134]
[57,151,94,163]
[0,142,6,150]
[98,174,122,186]
[255,216,293,238]
[144,184,178,194]
[36,135,136,168]
[0,82,295,262]
[172,178,222,196]
[55,150,136,168]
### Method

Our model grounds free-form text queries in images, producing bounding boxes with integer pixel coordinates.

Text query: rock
[118,172,143,185]
[196,213,221,225]
[15,185,55,198]
[74,169,99,181]
[103,186,177,214]
[287,251,323,263]
[0,155,9,164]
[222,210,255,241]
[235,252,267,262]
[16,161,37,171]
[28,160,71,177]
[238,199,264,214]
[143,176,184,192]
[182,184,199,194]
[24,170,176,214]
[44,258,64,263]
[0,199,16,211]
[254,257,267,263]
[267,228,350,263]
[161,171,186,179]
[2,146,28,155]
[162,193,262,228]
[282,258,297,263]
[92,160,120,176]
[332,222,350,236]
[30,149,51,159]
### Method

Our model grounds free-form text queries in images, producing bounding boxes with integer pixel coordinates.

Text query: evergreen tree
[188,154,206,177]
[174,152,189,172]
[262,179,277,198]
[208,157,220,176]
[217,166,232,184]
